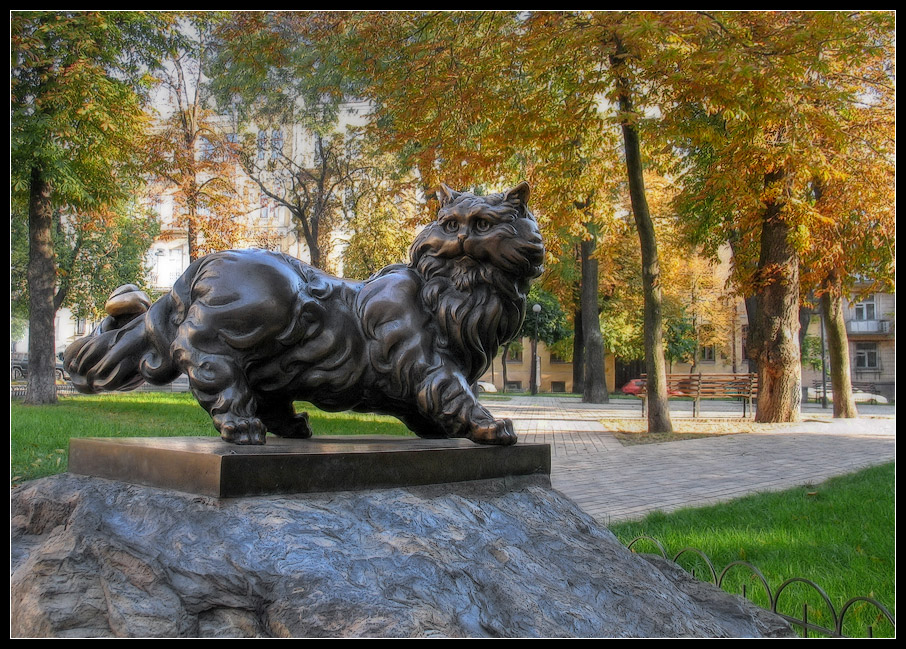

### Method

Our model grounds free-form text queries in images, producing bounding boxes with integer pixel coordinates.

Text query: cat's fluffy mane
[407,185,544,379]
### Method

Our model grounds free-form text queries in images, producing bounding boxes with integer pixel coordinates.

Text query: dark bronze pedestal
[68,436,551,498]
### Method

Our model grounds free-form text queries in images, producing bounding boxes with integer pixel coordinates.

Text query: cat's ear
[504,182,531,211]
[436,183,460,208]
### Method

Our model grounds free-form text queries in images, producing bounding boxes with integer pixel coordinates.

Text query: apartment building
[801,291,896,401]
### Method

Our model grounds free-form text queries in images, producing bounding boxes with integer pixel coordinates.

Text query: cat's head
[409,182,545,288]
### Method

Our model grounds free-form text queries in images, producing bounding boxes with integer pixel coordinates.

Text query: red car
[621,379,645,396]
[621,378,685,397]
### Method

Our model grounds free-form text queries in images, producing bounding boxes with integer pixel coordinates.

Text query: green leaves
[11,11,168,211]
[519,286,570,347]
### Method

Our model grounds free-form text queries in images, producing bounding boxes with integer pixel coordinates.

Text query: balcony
[846,320,893,337]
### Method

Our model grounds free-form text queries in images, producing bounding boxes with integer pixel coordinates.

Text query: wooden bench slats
[638,373,757,418]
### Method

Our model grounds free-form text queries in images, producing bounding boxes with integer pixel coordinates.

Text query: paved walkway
[483,396,896,524]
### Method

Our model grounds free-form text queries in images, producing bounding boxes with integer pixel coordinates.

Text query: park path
[483,396,896,524]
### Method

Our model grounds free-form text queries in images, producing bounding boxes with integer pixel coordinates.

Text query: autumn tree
[11,11,171,403]
[808,142,892,422]
[207,12,371,272]
[587,171,736,379]
[601,19,674,430]
[663,11,895,422]
[341,11,625,403]
[662,254,737,374]
[799,16,895,418]
[545,220,634,396]
[146,13,246,261]
[238,130,372,272]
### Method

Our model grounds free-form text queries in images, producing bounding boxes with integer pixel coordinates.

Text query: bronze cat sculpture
[64,182,544,446]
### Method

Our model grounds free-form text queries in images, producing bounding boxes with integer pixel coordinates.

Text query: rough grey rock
[11,473,792,638]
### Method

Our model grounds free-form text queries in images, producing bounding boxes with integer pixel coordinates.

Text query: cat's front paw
[217,415,267,445]
[469,418,517,446]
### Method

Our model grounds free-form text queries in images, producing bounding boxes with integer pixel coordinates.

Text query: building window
[550,353,568,364]
[271,130,284,160]
[700,344,716,363]
[551,381,566,393]
[855,343,879,369]
[257,131,268,161]
[505,381,522,391]
[75,318,87,335]
[506,347,523,363]
[854,296,876,321]
[198,136,214,161]
[260,194,271,219]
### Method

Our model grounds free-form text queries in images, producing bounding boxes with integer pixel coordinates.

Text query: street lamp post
[819,305,828,409]
[531,303,541,395]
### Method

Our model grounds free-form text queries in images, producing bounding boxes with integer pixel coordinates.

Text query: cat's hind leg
[182,353,267,445]
[257,398,314,439]
[399,412,447,439]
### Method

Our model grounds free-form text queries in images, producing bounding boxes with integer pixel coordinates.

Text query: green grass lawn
[609,462,896,638]
[11,391,413,484]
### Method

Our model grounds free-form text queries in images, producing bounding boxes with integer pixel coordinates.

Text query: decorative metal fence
[11,382,79,399]
[11,379,191,399]
[627,535,895,638]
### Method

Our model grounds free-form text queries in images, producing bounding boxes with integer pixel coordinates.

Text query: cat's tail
[64,283,185,393]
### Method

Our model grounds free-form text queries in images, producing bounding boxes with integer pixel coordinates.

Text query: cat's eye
[474,219,492,233]
[442,220,459,233]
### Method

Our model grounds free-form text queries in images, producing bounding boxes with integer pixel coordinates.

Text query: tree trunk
[821,269,858,418]
[186,189,199,262]
[500,343,510,394]
[728,238,758,374]
[798,299,815,353]
[580,236,608,403]
[572,308,585,395]
[611,49,671,432]
[309,239,323,270]
[25,167,58,405]
[187,220,198,262]
[530,335,539,395]
[751,171,801,423]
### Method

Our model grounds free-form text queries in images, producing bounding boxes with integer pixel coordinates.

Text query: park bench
[808,379,884,404]
[810,379,878,396]
[639,373,758,418]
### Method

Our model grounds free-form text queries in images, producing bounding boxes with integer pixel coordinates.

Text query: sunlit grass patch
[610,463,895,637]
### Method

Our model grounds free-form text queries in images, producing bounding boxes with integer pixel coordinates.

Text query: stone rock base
[11,474,792,638]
